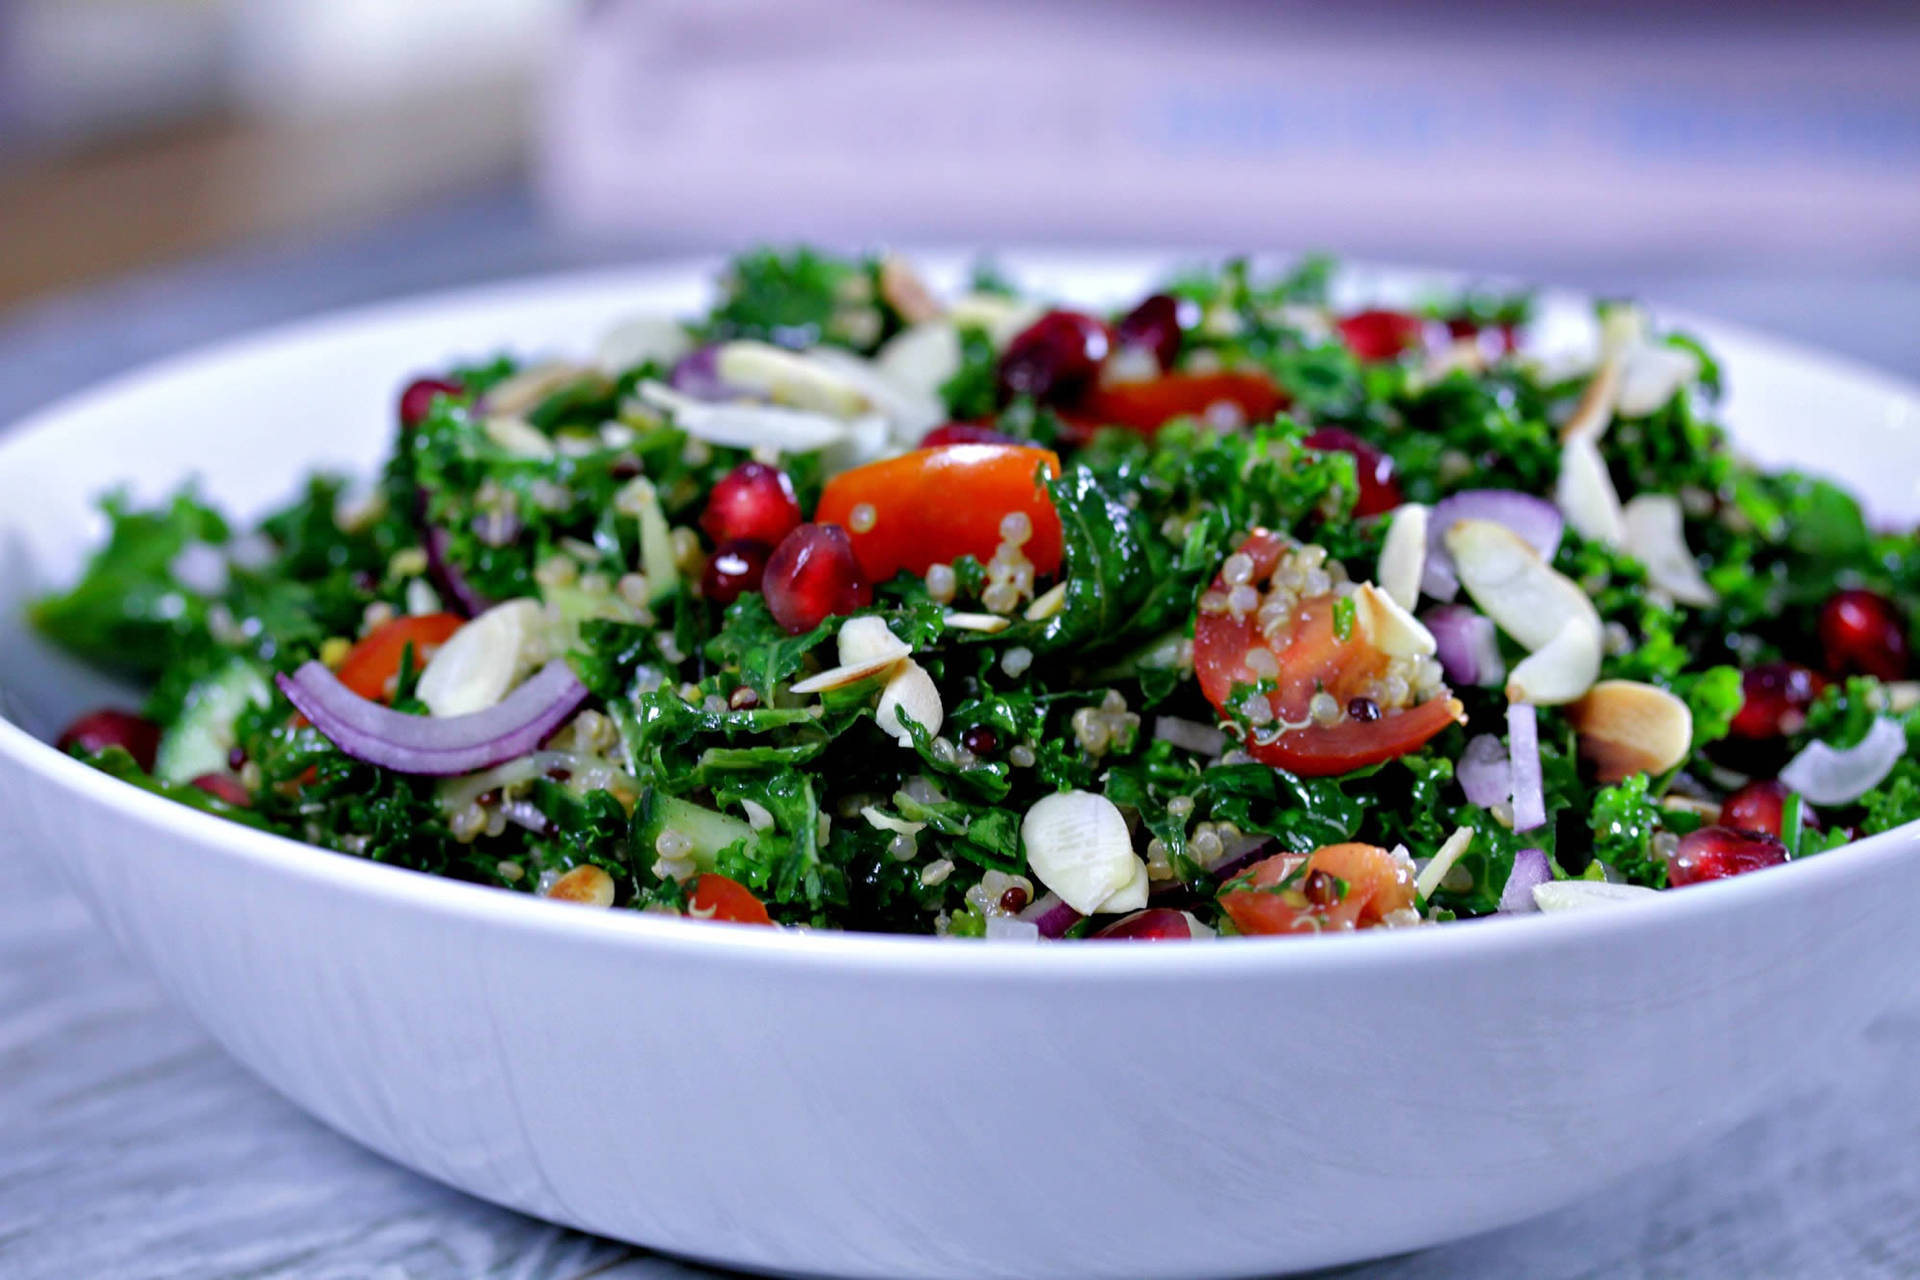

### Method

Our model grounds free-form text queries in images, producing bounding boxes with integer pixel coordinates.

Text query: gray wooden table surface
[4,193,1919,1278]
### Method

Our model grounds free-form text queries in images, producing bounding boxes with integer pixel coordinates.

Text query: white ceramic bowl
[3,255,1918,1280]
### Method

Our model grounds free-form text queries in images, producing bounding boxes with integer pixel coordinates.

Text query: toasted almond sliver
[1617,344,1700,417]
[1505,615,1602,706]
[944,611,1013,634]
[1446,518,1600,654]
[789,656,907,695]
[1567,679,1694,782]
[714,340,872,418]
[835,615,912,667]
[860,805,927,836]
[1556,435,1626,547]
[1623,494,1717,608]
[635,382,854,453]
[1354,583,1437,659]
[545,864,615,907]
[1024,582,1069,621]
[877,660,944,745]
[1377,504,1428,611]
[1534,880,1658,913]
[1559,356,1621,443]
[1414,825,1476,901]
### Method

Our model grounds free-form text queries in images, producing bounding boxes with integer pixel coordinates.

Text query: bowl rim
[4,250,1916,978]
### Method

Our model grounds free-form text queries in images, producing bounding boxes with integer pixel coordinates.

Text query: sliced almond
[1377,504,1428,611]
[879,254,943,325]
[1660,794,1722,821]
[1024,582,1069,621]
[1354,583,1437,658]
[1566,679,1693,781]
[485,362,588,417]
[1617,343,1700,417]
[1623,494,1717,608]
[713,340,873,418]
[417,598,544,717]
[948,293,1043,343]
[874,322,962,398]
[789,656,907,695]
[1505,614,1602,706]
[484,415,556,458]
[836,616,912,667]
[804,346,946,441]
[545,864,615,907]
[595,316,692,376]
[1558,356,1621,442]
[636,382,854,453]
[877,660,943,745]
[1021,789,1148,915]
[1533,880,1657,913]
[1414,825,1475,901]
[1445,518,1601,653]
[944,611,1014,634]
[1555,434,1625,547]
[860,805,927,836]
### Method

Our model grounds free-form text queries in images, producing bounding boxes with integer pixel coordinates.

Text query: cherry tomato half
[1194,531,1462,775]
[688,873,774,926]
[335,613,466,703]
[1081,370,1287,436]
[1219,843,1415,935]
[814,444,1063,582]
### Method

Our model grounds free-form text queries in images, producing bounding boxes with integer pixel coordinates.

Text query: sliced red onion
[1499,848,1551,913]
[668,345,749,402]
[1425,605,1505,688]
[1507,701,1546,832]
[1206,833,1277,879]
[276,658,588,776]
[1016,891,1082,939]
[1458,734,1511,808]
[1780,717,1906,805]
[1093,908,1194,940]
[1152,714,1229,757]
[1423,490,1565,601]
[424,524,494,618]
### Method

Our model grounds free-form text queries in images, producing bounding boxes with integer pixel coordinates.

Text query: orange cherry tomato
[1194,531,1462,776]
[1081,371,1287,436]
[1219,843,1416,935]
[335,613,466,703]
[688,873,774,926]
[814,444,1063,582]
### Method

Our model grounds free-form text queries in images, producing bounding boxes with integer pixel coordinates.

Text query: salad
[33,249,1920,940]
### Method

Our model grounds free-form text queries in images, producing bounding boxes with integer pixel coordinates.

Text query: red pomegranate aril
[56,709,161,772]
[1720,779,1794,836]
[1729,662,1824,739]
[1302,426,1403,517]
[1668,824,1788,887]
[1336,310,1435,362]
[1819,588,1909,680]
[960,724,999,757]
[1113,293,1194,370]
[1093,908,1194,941]
[399,377,463,430]
[190,773,252,807]
[701,461,802,548]
[702,538,771,606]
[922,422,1018,448]
[998,310,1110,406]
[763,523,872,634]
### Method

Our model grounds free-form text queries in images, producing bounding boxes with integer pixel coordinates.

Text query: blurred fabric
[540,0,1920,273]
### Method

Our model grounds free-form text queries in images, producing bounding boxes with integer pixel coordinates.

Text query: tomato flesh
[688,873,774,926]
[336,613,466,703]
[1081,371,1286,436]
[814,444,1063,581]
[1193,530,1461,775]
[1219,843,1415,935]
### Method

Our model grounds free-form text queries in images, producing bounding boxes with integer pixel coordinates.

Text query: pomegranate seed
[763,523,871,634]
[1336,310,1436,362]
[1302,426,1403,517]
[998,310,1110,406]
[997,885,1030,913]
[1112,293,1194,370]
[399,377,463,430]
[190,773,252,808]
[1720,779,1796,836]
[1729,663,1824,739]
[702,462,802,548]
[960,724,999,757]
[922,422,1018,448]
[1819,588,1909,680]
[1093,908,1194,940]
[56,709,161,772]
[1668,824,1788,887]
[702,538,771,606]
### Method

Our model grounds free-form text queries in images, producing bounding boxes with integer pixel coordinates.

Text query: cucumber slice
[633,790,754,874]
[154,659,271,783]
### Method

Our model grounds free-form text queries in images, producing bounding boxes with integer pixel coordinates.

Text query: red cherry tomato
[1219,843,1415,935]
[814,444,1063,582]
[56,708,162,772]
[688,873,774,926]
[335,613,466,703]
[1336,310,1436,362]
[1081,371,1286,436]
[1193,531,1462,776]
